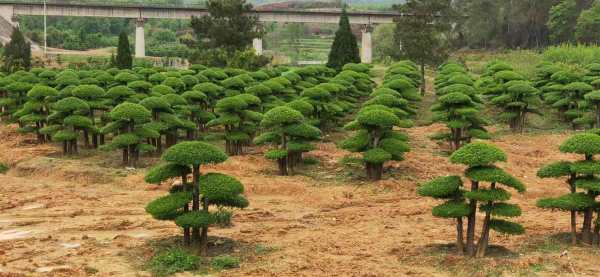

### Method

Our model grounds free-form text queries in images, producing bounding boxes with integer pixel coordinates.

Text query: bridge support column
[253,38,263,56]
[361,25,373,64]
[135,18,145,58]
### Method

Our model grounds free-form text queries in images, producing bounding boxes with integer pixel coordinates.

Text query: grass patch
[254,244,279,255]
[210,255,240,270]
[455,49,543,78]
[302,157,320,165]
[0,162,8,174]
[147,248,201,277]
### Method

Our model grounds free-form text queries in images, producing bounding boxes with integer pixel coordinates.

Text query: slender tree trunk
[420,63,426,95]
[466,180,479,256]
[456,217,464,255]
[569,174,577,245]
[583,205,594,245]
[181,173,190,246]
[192,164,201,242]
[476,183,495,257]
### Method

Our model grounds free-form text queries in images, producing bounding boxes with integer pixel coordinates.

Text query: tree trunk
[192,164,200,242]
[420,63,426,95]
[571,210,578,246]
[476,183,495,258]
[583,206,594,245]
[569,174,577,245]
[456,217,464,255]
[181,174,191,246]
[466,180,479,256]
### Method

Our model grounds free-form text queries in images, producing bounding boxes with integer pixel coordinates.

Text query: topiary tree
[50,97,91,155]
[585,90,600,128]
[101,102,157,167]
[145,141,248,255]
[432,63,489,151]
[538,133,600,245]
[483,65,541,133]
[340,104,411,181]
[17,85,58,143]
[447,142,525,257]
[255,106,321,175]
[71,84,107,148]
[418,176,469,255]
[207,94,262,156]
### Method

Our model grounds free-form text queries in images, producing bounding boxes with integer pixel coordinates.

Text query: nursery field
[3,109,600,276]
[3,49,600,276]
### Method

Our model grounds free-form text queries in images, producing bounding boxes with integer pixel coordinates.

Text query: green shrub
[148,248,200,277]
[210,255,240,270]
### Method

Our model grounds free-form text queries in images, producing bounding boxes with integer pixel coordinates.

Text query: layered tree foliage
[340,61,419,180]
[533,61,598,129]
[477,61,541,133]
[2,28,32,73]
[420,142,525,257]
[101,102,157,167]
[537,133,600,245]
[394,0,452,93]
[145,141,248,254]
[432,62,489,151]
[327,8,360,71]
[255,106,321,175]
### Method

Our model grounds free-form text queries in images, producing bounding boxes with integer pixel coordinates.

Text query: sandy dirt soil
[1,121,599,277]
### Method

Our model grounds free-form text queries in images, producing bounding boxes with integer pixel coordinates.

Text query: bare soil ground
[2,121,600,277]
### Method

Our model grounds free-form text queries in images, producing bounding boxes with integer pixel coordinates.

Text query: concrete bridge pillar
[253,38,263,56]
[135,18,145,58]
[361,24,373,64]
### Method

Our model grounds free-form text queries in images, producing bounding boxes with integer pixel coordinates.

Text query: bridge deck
[0,1,400,24]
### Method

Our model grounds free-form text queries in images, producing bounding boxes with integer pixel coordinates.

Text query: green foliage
[327,8,360,71]
[3,28,31,73]
[148,248,200,277]
[559,133,600,155]
[449,142,507,167]
[211,255,240,270]
[116,32,132,69]
[575,1,600,43]
[418,175,462,199]
[162,141,228,166]
[0,162,8,174]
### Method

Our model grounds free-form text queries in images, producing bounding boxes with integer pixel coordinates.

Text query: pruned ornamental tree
[418,176,469,254]
[50,97,91,155]
[479,62,541,133]
[340,104,412,181]
[255,106,321,176]
[537,133,600,245]
[72,84,106,148]
[432,62,489,151]
[101,102,157,167]
[421,142,525,257]
[208,94,262,156]
[455,143,524,257]
[585,90,600,127]
[145,141,248,255]
[17,85,58,143]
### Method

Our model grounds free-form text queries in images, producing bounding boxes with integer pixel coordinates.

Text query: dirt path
[0,120,599,276]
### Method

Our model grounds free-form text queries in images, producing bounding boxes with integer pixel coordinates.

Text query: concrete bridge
[0,1,402,63]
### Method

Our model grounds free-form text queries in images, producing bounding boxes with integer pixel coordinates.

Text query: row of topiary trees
[0,63,376,170]
[420,130,600,257]
[340,61,421,180]
[531,62,600,129]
